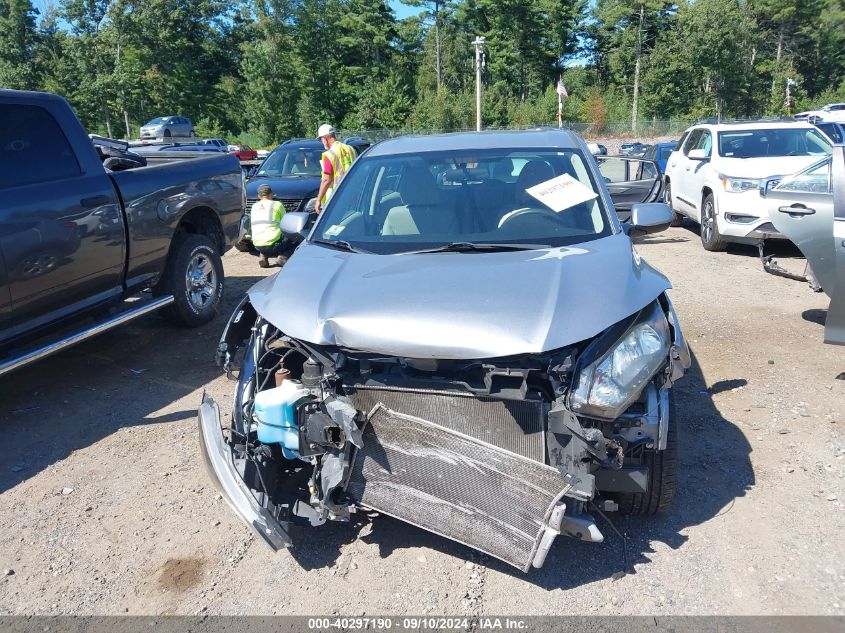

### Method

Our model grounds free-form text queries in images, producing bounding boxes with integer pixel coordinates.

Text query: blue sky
[389,1,421,20]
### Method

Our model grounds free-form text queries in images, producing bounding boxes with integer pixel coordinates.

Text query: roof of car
[367,129,583,157]
[691,120,816,132]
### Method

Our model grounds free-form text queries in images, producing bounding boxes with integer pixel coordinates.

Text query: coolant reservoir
[253,379,312,458]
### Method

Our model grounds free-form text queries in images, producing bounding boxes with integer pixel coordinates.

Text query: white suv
[664,121,831,250]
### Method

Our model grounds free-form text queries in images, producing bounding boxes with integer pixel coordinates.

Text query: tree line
[1,0,843,145]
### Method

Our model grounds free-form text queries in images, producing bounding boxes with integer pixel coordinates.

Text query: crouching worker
[250,184,292,268]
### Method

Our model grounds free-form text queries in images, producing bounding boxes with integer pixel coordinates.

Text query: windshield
[718,128,831,158]
[313,148,612,255]
[774,158,832,194]
[146,117,168,125]
[257,146,323,177]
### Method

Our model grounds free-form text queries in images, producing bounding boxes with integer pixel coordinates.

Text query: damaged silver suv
[199,130,690,572]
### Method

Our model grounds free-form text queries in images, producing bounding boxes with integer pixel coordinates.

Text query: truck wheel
[158,233,223,327]
[614,391,678,516]
[665,182,683,227]
[700,194,727,251]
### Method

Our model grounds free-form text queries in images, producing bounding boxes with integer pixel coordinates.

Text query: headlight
[719,173,759,192]
[569,301,670,419]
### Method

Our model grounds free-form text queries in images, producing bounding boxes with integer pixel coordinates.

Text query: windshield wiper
[398,242,547,255]
[312,239,372,254]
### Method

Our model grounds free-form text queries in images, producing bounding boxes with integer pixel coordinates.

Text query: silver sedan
[139,116,194,139]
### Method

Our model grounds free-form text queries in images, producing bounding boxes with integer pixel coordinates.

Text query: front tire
[614,390,678,516]
[157,233,224,327]
[163,129,171,138]
[700,193,727,251]
[665,181,683,227]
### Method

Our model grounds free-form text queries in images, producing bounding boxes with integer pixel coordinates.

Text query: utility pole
[631,3,644,133]
[434,0,441,92]
[473,36,485,132]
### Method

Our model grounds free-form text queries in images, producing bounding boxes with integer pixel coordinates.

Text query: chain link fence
[340,120,691,142]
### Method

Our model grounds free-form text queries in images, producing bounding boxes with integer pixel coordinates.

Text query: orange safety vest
[321,141,357,204]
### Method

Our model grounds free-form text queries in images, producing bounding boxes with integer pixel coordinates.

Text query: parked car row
[794,103,845,124]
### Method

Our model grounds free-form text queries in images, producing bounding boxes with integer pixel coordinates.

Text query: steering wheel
[497,206,569,229]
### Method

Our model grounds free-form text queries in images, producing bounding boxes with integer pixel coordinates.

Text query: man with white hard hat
[315,123,357,213]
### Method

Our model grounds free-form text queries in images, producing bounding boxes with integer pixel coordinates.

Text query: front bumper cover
[197,393,291,550]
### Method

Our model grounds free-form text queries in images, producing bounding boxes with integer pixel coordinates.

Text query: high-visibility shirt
[321,141,357,204]
[250,199,285,247]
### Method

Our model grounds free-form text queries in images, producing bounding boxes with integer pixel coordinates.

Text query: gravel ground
[0,224,842,616]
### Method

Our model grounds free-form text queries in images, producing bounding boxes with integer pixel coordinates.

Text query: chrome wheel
[186,253,217,311]
[700,194,726,251]
[701,199,714,243]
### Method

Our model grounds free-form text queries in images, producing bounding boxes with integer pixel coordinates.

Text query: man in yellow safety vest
[314,124,357,213]
[250,184,291,268]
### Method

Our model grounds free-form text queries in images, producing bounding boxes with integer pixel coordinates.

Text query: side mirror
[280,211,310,237]
[688,149,709,161]
[626,203,673,237]
[304,197,317,212]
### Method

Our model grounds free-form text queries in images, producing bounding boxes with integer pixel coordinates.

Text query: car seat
[382,166,459,236]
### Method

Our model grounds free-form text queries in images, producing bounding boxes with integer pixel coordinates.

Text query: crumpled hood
[247,233,672,359]
[716,156,823,179]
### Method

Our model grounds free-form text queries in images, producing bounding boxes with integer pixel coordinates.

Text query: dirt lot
[0,224,842,616]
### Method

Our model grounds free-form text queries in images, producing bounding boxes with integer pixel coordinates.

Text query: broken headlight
[569,301,670,419]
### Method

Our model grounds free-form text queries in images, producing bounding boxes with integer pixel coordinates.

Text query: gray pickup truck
[0,89,243,376]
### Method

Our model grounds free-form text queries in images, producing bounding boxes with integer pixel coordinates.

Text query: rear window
[0,104,82,190]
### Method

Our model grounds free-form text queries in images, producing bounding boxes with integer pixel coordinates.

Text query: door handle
[778,204,815,216]
[80,195,111,208]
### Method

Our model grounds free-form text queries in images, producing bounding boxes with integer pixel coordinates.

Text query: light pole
[473,36,485,132]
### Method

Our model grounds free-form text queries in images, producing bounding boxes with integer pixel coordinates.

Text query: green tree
[0,0,40,89]
[591,0,675,130]
[240,1,300,144]
[350,71,413,128]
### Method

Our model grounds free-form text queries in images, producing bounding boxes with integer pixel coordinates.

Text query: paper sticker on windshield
[525,174,598,212]
[324,224,345,237]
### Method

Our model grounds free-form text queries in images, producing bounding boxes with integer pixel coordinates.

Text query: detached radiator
[347,384,547,463]
[346,404,572,571]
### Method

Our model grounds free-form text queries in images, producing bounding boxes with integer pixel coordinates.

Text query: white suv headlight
[569,302,670,419]
[719,173,759,192]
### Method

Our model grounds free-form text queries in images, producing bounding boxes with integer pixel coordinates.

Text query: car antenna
[589,501,633,579]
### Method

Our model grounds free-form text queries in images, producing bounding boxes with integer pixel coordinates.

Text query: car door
[831,151,845,344]
[0,101,126,341]
[597,156,663,222]
[678,129,712,219]
[764,152,843,344]
[667,130,697,214]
